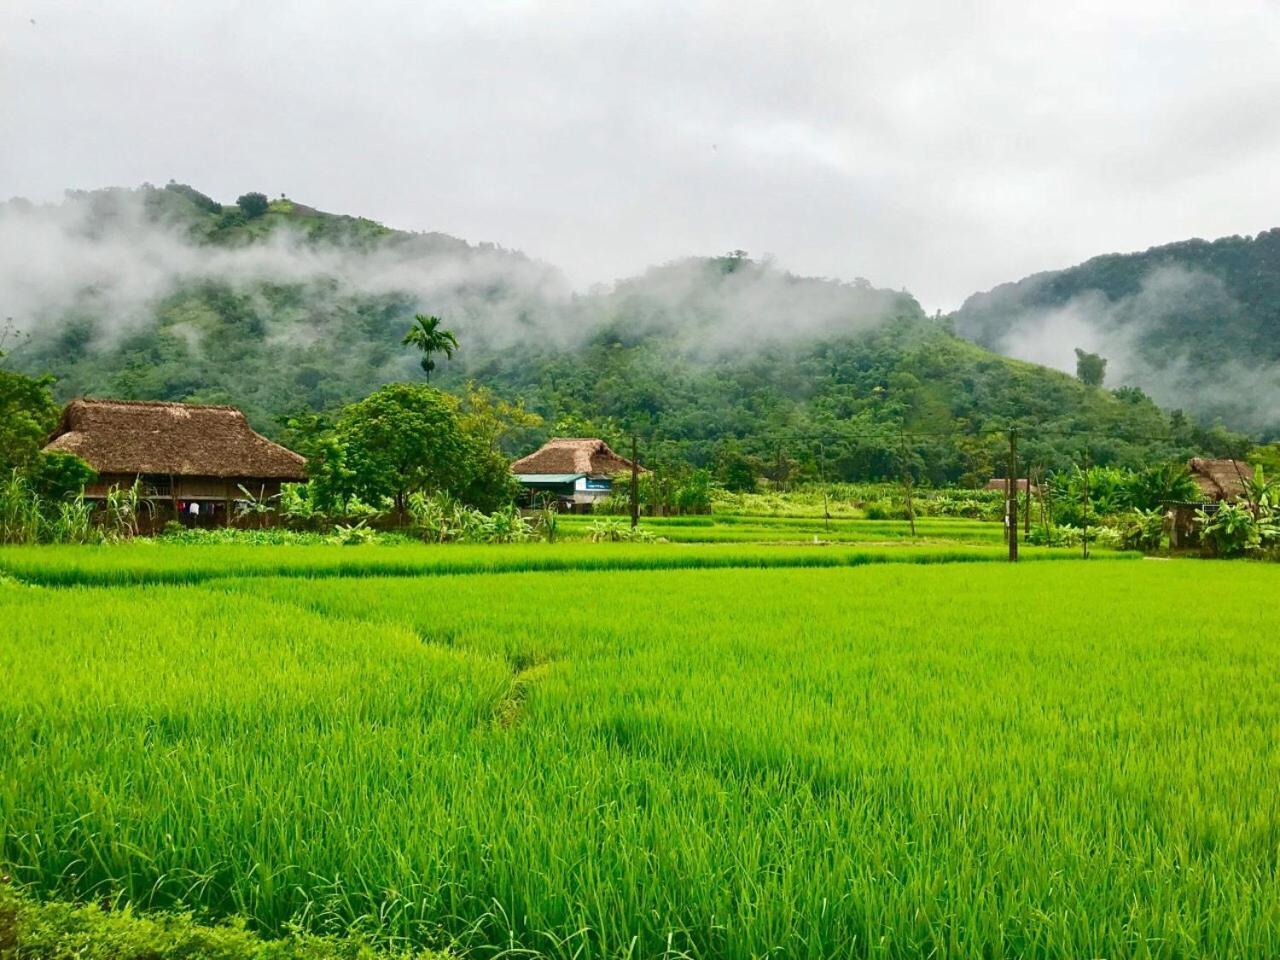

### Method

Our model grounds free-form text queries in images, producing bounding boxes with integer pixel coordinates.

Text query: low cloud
[0,188,914,365]
[980,265,1280,434]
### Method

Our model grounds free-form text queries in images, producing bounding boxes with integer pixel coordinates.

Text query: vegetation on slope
[2,185,1250,483]
[953,229,1280,435]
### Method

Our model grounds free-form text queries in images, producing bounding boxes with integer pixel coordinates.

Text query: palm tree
[401,314,458,380]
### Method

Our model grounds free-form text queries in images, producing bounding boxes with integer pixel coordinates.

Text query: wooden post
[1007,428,1018,562]
[224,481,233,529]
[818,441,830,534]
[900,435,916,538]
[1024,464,1032,536]
[630,435,639,529]
[1036,465,1051,537]
[1082,447,1090,560]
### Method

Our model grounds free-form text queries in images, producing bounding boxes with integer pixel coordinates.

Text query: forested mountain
[0,184,1251,483]
[953,230,1280,437]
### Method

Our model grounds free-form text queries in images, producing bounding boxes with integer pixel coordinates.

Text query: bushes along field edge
[0,883,450,960]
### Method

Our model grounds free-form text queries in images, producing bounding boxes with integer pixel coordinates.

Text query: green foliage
[1048,461,1196,527]
[236,191,270,218]
[158,524,335,546]
[10,187,1255,482]
[1118,507,1166,551]
[717,451,757,493]
[1127,462,1198,510]
[1242,463,1279,510]
[331,520,380,546]
[27,451,96,504]
[164,181,222,215]
[955,228,1280,434]
[0,881,446,959]
[304,436,361,515]
[300,383,519,518]
[616,466,714,516]
[586,517,657,542]
[333,384,468,513]
[0,471,46,544]
[401,314,458,380]
[1074,347,1107,387]
[0,366,60,473]
[405,491,533,543]
[1197,499,1280,557]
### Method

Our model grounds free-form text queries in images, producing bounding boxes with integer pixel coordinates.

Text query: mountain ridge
[0,184,1252,481]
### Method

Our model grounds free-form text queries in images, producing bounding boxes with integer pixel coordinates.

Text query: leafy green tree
[457,382,543,455]
[28,451,96,503]
[334,383,468,516]
[305,436,359,516]
[236,192,269,218]
[401,314,458,380]
[718,451,757,493]
[1074,348,1107,387]
[1127,463,1198,510]
[450,436,520,512]
[0,365,60,473]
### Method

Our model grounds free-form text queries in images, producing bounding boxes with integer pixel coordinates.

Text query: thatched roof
[511,438,644,477]
[983,478,1037,493]
[1187,457,1249,502]
[43,399,307,480]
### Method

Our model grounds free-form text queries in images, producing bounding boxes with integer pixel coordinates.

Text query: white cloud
[2,1,1279,312]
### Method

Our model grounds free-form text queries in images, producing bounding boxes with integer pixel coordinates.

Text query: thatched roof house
[511,438,643,478]
[43,399,305,526]
[1187,458,1250,503]
[511,438,644,510]
[1165,457,1252,550]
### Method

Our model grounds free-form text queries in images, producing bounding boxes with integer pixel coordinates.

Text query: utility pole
[1024,463,1033,536]
[818,441,831,534]
[1081,447,1090,560]
[900,435,916,538]
[630,435,640,530]
[1007,428,1018,562]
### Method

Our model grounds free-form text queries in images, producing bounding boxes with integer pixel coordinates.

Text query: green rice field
[2,542,1278,958]
[0,538,1083,586]
[555,514,1005,544]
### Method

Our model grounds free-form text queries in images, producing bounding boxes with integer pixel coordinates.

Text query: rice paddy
[555,514,1005,544]
[0,538,1089,586]
[2,540,1277,958]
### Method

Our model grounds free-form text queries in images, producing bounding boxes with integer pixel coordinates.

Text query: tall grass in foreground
[3,561,1279,958]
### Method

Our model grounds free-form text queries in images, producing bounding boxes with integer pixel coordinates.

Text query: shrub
[236,191,270,218]
[1197,502,1280,557]
[331,520,380,546]
[1118,508,1166,552]
[864,500,908,521]
[0,883,444,959]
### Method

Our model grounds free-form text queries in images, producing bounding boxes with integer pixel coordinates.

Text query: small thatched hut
[1167,457,1252,548]
[43,398,306,528]
[1186,457,1251,502]
[511,438,644,510]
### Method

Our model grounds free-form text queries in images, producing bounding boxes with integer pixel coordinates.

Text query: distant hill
[0,184,1249,482]
[952,230,1280,437]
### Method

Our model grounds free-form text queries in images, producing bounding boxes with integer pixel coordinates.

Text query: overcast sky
[3,1,1279,311]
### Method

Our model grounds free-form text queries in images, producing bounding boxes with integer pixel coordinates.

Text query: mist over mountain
[0,184,1249,480]
[952,230,1280,437]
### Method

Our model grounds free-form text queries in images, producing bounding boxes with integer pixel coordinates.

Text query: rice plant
[2,559,1278,958]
